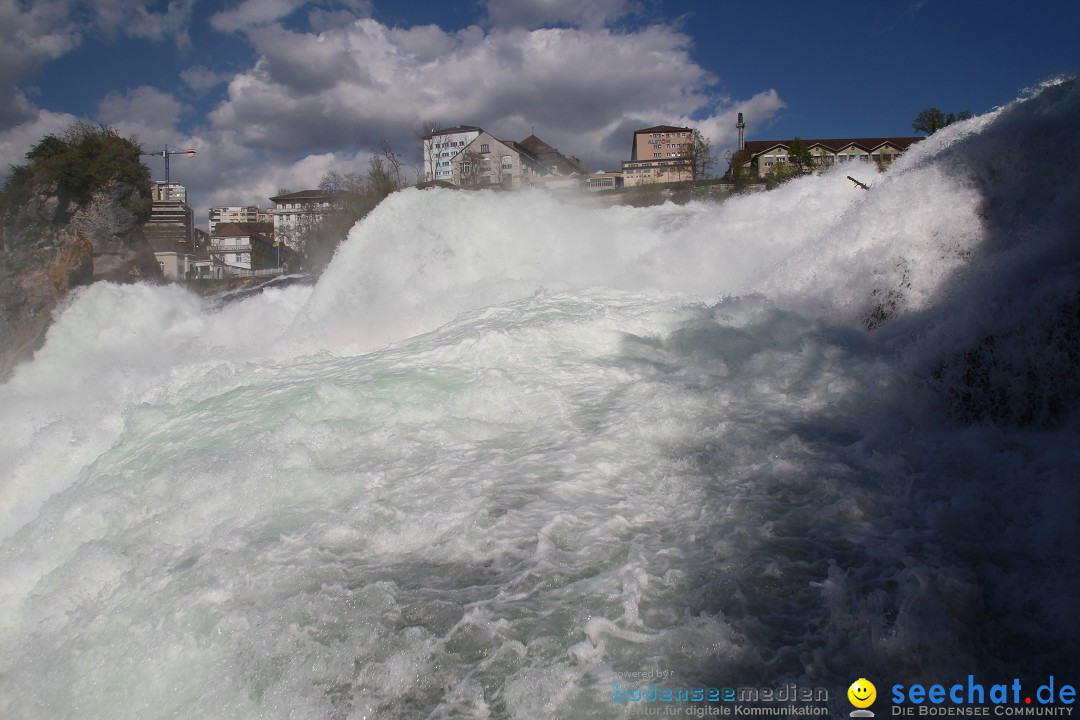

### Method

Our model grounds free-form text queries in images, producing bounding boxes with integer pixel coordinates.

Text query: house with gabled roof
[743,137,922,177]
[517,135,585,176]
[453,131,545,189]
[420,124,585,189]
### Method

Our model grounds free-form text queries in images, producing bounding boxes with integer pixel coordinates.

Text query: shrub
[1,122,151,221]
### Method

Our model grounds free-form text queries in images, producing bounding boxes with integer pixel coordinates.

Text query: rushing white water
[2,78,1079,719]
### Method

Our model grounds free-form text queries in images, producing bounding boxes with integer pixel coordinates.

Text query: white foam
[2,77,1079,717]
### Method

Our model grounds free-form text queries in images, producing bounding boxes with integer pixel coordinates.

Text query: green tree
[725,147,752,180]
[787,137,816,174]
[687,130,716,181]
[367,141,404,197]
[457,148,486,189]
[913,107,971,135]
[298,142,408,271]
[416,120,444,182]
[764,160,798,189]
[1,122,150,219]
[912,107,946,135]
[24,134,67,163]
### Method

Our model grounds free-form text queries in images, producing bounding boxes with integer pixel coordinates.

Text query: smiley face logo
[848,678,877,709]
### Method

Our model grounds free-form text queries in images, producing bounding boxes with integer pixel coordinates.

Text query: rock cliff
[0,175,162,379]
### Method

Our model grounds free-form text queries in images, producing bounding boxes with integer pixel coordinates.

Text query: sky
[1,0,1077,228]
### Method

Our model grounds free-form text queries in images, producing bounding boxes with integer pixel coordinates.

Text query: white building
[583,172,624,190]
[423,125,586,189]
[421,125,483,183]
[154,249,195,281]
[453,131,544,189]
[269,189,334,250]
[208,222,279,274]
[209,206,274,235]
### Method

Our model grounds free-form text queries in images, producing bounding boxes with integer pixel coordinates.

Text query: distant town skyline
[1,0,1077,226]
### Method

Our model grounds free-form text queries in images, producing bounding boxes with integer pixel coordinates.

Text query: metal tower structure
[143,145,196,200]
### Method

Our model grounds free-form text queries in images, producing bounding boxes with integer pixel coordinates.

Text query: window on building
[480,143,489,153]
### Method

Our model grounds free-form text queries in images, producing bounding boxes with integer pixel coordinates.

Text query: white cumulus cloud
[205,16,782,173]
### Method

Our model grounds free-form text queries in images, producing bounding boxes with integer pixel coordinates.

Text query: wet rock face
[68,177,160,283]
[0,175,162,379]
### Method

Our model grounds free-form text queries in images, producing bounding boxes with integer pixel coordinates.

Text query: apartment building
[422,126,483,183]
[209,205,274,235]
[152,182,187,203]
[269,189,335,250]
[146,181,196,279]
[622,125,694,187]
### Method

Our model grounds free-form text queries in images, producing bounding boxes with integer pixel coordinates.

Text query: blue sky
[1,0,1077,226]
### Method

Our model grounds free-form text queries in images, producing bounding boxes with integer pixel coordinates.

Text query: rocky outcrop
[0,175,162,379]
